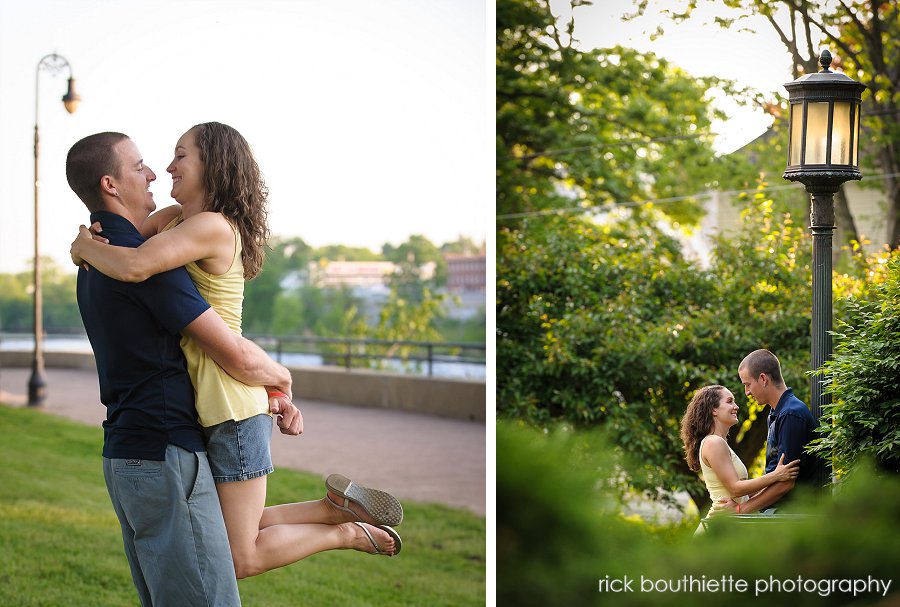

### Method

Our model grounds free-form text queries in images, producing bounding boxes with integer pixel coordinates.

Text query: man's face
[738,367,764,405]
[113,138,157,218]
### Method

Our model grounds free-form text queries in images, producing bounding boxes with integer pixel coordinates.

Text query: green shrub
[497,188,819,513]
[497,422,900,607]
[498,182,893,515]
[810,251,900,476]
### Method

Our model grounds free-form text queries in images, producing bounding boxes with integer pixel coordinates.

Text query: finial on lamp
[819,49,833,73]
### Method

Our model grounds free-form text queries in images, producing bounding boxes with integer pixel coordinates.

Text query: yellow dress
[698,435,749,516]
[164,216,269,427]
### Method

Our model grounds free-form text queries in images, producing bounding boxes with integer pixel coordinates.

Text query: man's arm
[738,479,795,513]
[709,479,796,515]
[751,413,810,510]
[182,308,292,396]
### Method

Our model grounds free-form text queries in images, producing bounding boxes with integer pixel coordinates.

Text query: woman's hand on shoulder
[70,222,109,269]
[772,453,800,482]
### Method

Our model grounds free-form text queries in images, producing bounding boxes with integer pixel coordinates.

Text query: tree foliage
[497,184,885,512]
[439,237,484,256]
[0,258,83,332]
[343,284,448,371]
[269,285,361,338]
[383,234,448,301]
[633,0,900,247]
[496,0,899,515]
[0,234,479,348]
[243,236,314,333]
[810,251,900,477]
[497,0,733,227]
[498,421,900,607]
[240,233,471,338]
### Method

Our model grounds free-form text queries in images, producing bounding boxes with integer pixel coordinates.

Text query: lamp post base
[27,363,46,407]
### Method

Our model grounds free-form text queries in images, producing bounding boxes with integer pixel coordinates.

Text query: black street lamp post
[782,49,866,487]
[28,53,81,407]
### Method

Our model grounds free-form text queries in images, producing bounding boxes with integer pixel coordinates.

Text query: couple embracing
[68,125,402,606]
[681,349,821,526]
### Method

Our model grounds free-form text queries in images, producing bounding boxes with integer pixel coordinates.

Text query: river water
[0,334,486,380]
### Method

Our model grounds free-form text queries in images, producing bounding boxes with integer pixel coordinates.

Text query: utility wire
[497,193,706,220]
[512,133,710,160]
[496,171,900,221]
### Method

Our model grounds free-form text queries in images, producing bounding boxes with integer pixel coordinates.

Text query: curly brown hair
[192,122,269,279]
[680,385,726,472]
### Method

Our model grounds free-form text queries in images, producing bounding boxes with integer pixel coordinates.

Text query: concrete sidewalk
[0,367,486,515]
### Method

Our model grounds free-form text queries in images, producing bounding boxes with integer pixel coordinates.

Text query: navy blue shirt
[76,211,211,460]
[764,387,819,505]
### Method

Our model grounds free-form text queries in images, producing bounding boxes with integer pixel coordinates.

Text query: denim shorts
[203,413,274,483]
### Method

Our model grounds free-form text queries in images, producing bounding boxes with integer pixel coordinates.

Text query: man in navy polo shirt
[733,349,821,513]
[66,132,298,606]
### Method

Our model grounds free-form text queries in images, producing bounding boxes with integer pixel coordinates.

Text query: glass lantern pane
[789,103,804,165]
[830,102,851,165]
[852,105,860,166]
[805,102,830,164]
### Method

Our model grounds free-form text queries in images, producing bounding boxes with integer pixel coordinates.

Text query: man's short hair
[66,132,129,211]
[739,349,784,385]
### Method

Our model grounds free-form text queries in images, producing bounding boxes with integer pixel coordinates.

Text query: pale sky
[547,0,821,153]
[1,1,821,275]
[0,0,489,273]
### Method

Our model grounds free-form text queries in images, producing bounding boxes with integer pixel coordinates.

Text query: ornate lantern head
[783,50,866,192]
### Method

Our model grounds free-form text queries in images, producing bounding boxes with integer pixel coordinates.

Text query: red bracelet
[267,390,288,399]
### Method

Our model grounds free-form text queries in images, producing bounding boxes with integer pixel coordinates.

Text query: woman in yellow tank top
[680,385,800,522]
[71,123,403,576]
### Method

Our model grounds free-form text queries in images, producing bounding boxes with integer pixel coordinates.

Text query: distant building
[443,254,486,321]
[282,260,441,290]
[683,127,891,266]
[445,254,486,293]
[278,257,483,322]
[308,260,397,288]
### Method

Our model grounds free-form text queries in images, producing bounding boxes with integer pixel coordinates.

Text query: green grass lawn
[0,404,485,606]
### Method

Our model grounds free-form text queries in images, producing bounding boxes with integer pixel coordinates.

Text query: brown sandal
[326,473,403,526]
[353,522,402,556]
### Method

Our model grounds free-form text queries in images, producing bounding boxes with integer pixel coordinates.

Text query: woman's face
[712,389,739,428]
[167,128,205,206]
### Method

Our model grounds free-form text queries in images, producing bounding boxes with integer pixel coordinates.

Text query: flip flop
[326,473,404,527]
[353,522,402,556]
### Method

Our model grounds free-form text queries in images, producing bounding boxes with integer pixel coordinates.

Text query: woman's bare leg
[216,477,397,578]
[258,489,383,529]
